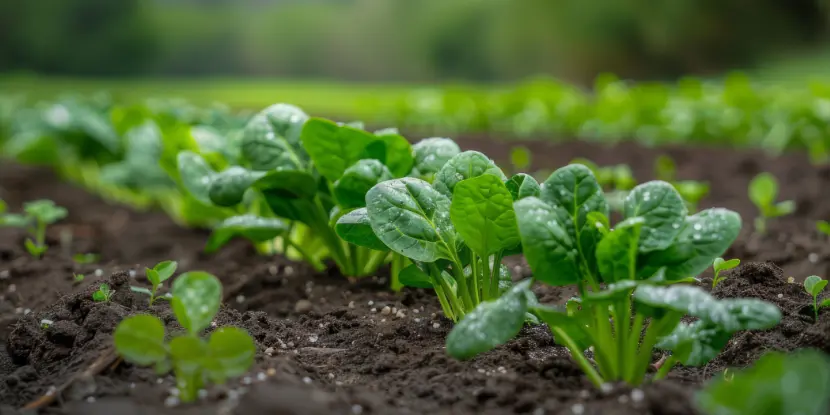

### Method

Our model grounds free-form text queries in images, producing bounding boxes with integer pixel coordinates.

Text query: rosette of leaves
[446,164,781,388]
[114,272,256,402]
[336,150,543,321]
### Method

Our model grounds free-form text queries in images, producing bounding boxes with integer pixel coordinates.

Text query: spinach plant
[0,199,68,258]
[446,164,781,388]
[711,257,740,288]
[749,172,794,234]
[696,349,830,415]
[570,158,636,212]
[804,275,829,322]
[114,272,255,402]
[338,151,535,321]
[72,253,100,264]
[130,261,178,305]
[92,284,114,302]
[654,155,710,211]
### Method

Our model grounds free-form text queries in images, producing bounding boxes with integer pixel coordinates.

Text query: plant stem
[553,327,604,389]
[652,356,676,382]
[451,259,474,312]
[615,298,630,379]
[594,304,617,380]
[490,250,504,299]
[470,252,481,303]
[625,314,645,382]
[284,237,326,272]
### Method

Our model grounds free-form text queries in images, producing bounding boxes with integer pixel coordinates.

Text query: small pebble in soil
[309,335,319,343]
[295,299,313,313]
[0,270,9,279]
[396,310,406,319]
[198,389,208,399]
[477,368,485,374]
[157,379,164,384]
[8,284,16,293]
[600,383,613,394]
[433,322,441,329]
[570,403,584,414]
[431,313,437,319]
[129,269,136,278]
[777,293,784,298]
[94,269,103,277]
[413,309,419,314]
[532,409,545,415]
[242,376,252,385]
[328,373,335,379]
[303,377,312,384]
[130,383,135,389]
[351,404,364,414]
[415,318,421,323]
[371,308,377,313]
[368,300,374,306]
[618,394,630,404]
[164,396,179,407]
[809,253,819,264]
[336,381,344,386]
[23,308,31,315]
[267,368,276,376]
[265,347,275,356]
[381,306,391,315]
[579,390,590,399]
[631,388,644,402]
[285,266,294,276]
[14,307,22,314]
[381,319,386,323]
[86,397,96,403]
[269,265,278,276]
[256,372,266,381]
[236,295,246,304]
[169,388,180,396]
[392,307,397,314]
[348,301,355,308]
[211,321,217,328]
[46,386,56,396]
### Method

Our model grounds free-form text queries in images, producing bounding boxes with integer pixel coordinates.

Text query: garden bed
[1,137,829,414]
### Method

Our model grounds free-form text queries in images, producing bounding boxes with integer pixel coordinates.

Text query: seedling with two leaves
[804,275,830,322]
[114,272,255,402]
[337,150,540,321]
[92,284,114,302]
[445,164,781,388]
[130,261,178,305]
[0,199,67,258]
[749,172,794,234]
[711,257,740,288]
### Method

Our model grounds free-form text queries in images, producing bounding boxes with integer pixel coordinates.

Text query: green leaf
[334,208,389,251]
[366,178,456,263]
[23,200,67,224]
[146,268,161,286]
[411,137,461,178]
[0,199,6,214]
[72,253,100,264]
[176,151,216,205]
[587,211,610,235]
[371,132,415,178]
[696,350,830,415]
[171,271,223,335]
[713,258,740,273]
[770,200,796,217]
[169,335,207,375]
[657,320,731,366]
[333,159,394,209]
[205,215,288,253]
[451,174,520,256]
[0,213,30,227]
[113,315,167,366]
[805,275,828,297]
[154,261,178,283]
[623,181,687,253]
[530,304,592,351]
[633,284,713,319]
[204,327,256,384]
[130,286,153,296]
[240,103,307,171]
[583,280,639,304]
[514,197,580,286]
[433,151,506,198]
[674,181,709,206]
[398,263,433,289]
[252,169,318,200]
[596,217,644,283]
[638,208,742,281]
[301,118,377,182]
[748,172,778,211]
[510,146,531,170]
[505,173,541,200]
[446,280,531,360]
[207,167,265,207]
[821,298,830,308]
[654,155,676,182]
[817,220,830,235]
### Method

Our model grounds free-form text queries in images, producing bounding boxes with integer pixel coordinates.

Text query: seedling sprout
[92,284,114,302]
[0,199,68,258]
[130,260,178,305]
[803,275,829,322]
[748,173,794,234]
[711,257,740,288]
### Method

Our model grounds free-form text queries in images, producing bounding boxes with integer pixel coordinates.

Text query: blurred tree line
[0,0,827,82]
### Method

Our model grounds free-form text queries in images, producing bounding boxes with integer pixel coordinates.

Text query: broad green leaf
[505,173,541,200]
[696,350,830,415]
[252,169,318,200]
[634,284,713,319]
[530,304,592,350]
[446,280,531,360]
[334,208,389,251]
[713,257,740,273]
[171,272,223,335]
[514,197,580,286]
[656,320,731,366]
[583,280,639,304]
[169,335,207,375]
[240,103,307,171]
[130,286,153,296]
[177,151,216,205]
[450,174,520,256]
[623,181,687,252]
[301,118,377,182]
[206,215,289,253]
[113,315,167,366]
[596,217,644,283]
[398,263,434,289]
[433,151,506,198]
[716,298,782,332]
[154,261,178,283]
[804,275,827,297]
[749,172,778,210]
[333,160,394,209]
[204,327,256,383]
[371,132,415,177]
[674,181,709,206]
[366,178,456,263]
[587,211,610,235]
[411,137,461,177]
[770,200,795,217]
[638,208,742,281]
[23,200,67,224]
[146,268,161,286]
[208,167,265,207]
[540,164,608,277]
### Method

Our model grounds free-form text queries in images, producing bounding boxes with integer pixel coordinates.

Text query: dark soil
[1,137,829,414]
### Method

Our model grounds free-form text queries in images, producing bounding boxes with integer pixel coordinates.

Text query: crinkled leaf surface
[240,104,307,171]
[204,327,256,383]
[450,174,520,256]
[656,320,731,366]
[176,151,216,205]
[411,137,461,177]
[623,181,687,252]
[371,132,414,178]
[335,208,389,251]
[506,173,541,200]
[172,272,222,335]
[113,315,167,366]
[206,215,289,253]
[333,159,394,209]
[596,217,644,283]
[514,197,580,286]
[301,118,377,182]
[433,151,506,198]
[366,178,456,262]
[446,280,531,360]
[208,167,265,207]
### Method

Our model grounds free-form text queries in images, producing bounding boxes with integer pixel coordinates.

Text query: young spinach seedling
[92,284,114,302]
[114,272,255,402]
[817,220,830,237]
[748,172,794,234]
[130,261,178,305]
[73,273,85,284]
[804,275,829,322]
[72,253,100,264]
[0,199,68,258]
[711,257,740,288]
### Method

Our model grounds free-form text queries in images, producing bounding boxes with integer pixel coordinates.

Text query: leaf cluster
[0,199,68,258]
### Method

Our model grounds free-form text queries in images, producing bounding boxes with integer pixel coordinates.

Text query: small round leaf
[172,272,223,335]
[114,315,167,366]
[204,327,257,383]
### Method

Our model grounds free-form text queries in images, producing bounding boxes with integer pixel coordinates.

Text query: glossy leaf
[371,132,415,177]
[657,320,731,366]
[596,217,644,283]
[411,137,461,177]
[366,178,456,262]
[583,280,639,304]
[446,280,531,360]
[805,275,828,297]
[177,151,216,205]
[206,215,289,253]
[301,118,377,182]
[240,103,307,171]
[530,304,592,351]
[204,327,256,383]
[208,167,265,207]
[398,263,433,289]
[334,208,389,251]
[451,174,520,256]
[252,169,318,200]
[514,197,580,286]
[505,173,541,200]
[623,181,687,252]
[171,272,223,335]
[113,315,167,366]
[433,151,506,198]
[748,172,778,210]
[154,261,178,283]
[333,159,394,209]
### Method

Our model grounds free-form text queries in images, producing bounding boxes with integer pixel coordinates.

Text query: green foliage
[113,272,255,402]
[804,275,829,322]
[446,163,779,389]
[73,273,85,284]
[817,220,830,236]
[92,284,114,302]
[509,146,531,172]
[696,350,830,415]
[0,199,68,258]
[72,253,100,264]
[749,172,795,234]
[653,155,710,211]
[130,260,178,306]
[711,257,740,288]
